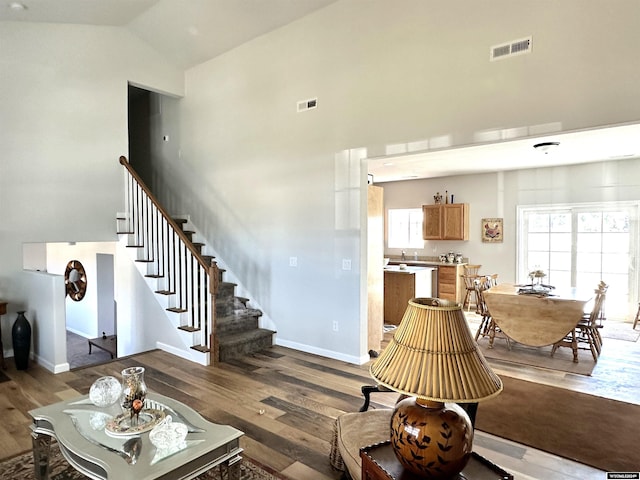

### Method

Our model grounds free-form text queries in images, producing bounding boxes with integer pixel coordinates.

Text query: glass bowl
[149,416,188,450]
[89,376,122,407]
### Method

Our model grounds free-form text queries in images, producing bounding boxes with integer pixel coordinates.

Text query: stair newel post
[209,259,220,364]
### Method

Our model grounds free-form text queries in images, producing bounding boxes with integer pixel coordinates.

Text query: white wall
[0,21,184,361]
[148,0,640,363]
[45,242,117,338]
[18,271,68,373]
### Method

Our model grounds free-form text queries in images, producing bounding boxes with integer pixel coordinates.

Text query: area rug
[475,375,639,472]
[0,443,286,480]
[600,321,640,342]
[477,336,596,376]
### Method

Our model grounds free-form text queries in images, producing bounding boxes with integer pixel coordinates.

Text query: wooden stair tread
[178,325,199,332]
[190,345,210,353]
[117,230,134,234]
[167,307,188,313]
[155,290,175,295]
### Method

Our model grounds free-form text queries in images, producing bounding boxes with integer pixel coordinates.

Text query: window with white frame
[517,202,639,319]
[388,208,424,249]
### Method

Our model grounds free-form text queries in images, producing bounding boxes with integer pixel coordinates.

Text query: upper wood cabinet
[422,203,469,240]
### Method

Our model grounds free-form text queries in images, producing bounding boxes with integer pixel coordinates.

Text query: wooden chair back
[464,264,482,276]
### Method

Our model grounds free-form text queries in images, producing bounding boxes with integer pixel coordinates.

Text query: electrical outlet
[332,321,339,332]
[289,257,298,267]
[342,259,351,271]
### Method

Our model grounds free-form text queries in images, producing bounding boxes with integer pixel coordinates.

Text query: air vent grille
[490,36,532,61]
[297,97,318,112]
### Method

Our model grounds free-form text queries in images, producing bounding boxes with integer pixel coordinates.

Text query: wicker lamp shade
[370,297,502,402]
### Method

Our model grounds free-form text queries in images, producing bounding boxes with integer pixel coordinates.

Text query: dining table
[483,283,592,354]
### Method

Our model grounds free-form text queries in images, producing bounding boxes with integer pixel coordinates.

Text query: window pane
[408,210,424,248]
[577,252,602,273]
[528,233,549,250]
[576,273,602,291]
[603,212,629,232]
[549,270,571,288]
[527,252,549,272]
[550,213,571,232]
[606,273,629,296]
[549,251,571,270]
[578,212,602,232]
[577,233,602,252]
[549,232,571,251]
[602,232,629,253]
[602,253,631,274]
[528,213,549,232]
[388,208,423,249]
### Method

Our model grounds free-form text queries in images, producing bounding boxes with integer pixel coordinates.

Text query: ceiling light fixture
[9,2,27,10]
[533,141,560,154]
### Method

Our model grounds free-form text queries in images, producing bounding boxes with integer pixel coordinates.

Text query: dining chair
[634,302,640,330]
[578,282,608,357]
[474,276,511,350]
[461,265,483,311]
[464,264,482,276]
[551,281,607,362]
[461,274,481,311]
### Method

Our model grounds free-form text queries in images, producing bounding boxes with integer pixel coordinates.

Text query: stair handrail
[119,156,212,271]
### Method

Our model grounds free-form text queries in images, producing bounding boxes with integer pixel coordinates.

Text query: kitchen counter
[388,259,466,267]
[384,267,436,325]
[384,265,436,273]
[386,258,467,304]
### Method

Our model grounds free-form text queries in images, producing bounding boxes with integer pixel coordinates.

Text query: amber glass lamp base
[389,397,473,479]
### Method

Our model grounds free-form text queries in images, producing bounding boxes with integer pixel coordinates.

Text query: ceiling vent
[297,98,318,113]
[490,36,532,61]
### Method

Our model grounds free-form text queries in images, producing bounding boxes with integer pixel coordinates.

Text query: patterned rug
[0,443,285,480]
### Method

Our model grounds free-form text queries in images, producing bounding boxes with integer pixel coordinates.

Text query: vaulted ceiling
[3,0,639,182]
[0,0,337,69]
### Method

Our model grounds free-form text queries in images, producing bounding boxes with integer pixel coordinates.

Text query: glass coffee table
[29,392,244,480]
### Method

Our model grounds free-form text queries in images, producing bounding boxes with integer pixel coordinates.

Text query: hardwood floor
[1,317,638,479]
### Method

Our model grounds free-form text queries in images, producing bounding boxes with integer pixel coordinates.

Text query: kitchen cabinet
[384,267,436,325]
[437,263,466,303]
[422,203,469,240]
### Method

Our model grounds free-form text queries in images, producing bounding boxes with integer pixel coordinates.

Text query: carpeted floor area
[66,331,114,370]
[475,375,639,472]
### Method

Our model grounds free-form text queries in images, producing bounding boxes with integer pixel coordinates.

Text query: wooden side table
[0,302,7,369]
[361,441,513,480]
[88,334,117,358]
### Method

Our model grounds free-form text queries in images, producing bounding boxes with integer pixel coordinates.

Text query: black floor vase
[12,311,31,370]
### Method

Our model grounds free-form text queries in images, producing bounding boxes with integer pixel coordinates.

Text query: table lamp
[370,297,503,479]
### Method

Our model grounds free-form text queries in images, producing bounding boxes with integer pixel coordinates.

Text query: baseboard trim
[275,338,369,365]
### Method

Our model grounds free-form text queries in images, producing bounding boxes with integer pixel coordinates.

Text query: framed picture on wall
[482,218,503,243]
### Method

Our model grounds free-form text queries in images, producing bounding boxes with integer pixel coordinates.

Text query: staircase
[118,156,275,364]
